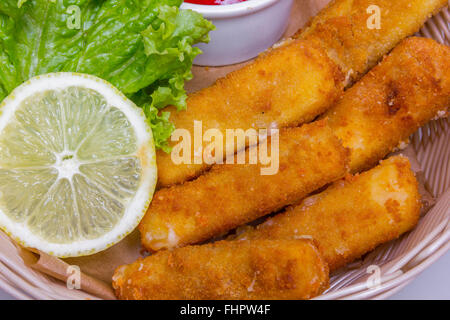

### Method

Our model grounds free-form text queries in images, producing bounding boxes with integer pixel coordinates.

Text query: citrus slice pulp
[0,73,157,257]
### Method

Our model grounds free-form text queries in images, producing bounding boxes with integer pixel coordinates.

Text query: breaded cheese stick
[236,156,421,272]
[157,40,343,187]
[113,240,329,300]
[140,38,448,252]
[156,0,447,187]
[326,37,450,173]
[140,120,349,251]
[298,0,448,84]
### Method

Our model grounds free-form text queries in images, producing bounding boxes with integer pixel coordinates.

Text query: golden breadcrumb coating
[140,37,449,253]
[157,40,343,187]
[113,240,329,300]
[326,37,450,173]
[237,156,421,272]
[140,120,349,251]
[298,0,448,85]
[156,0,447,187]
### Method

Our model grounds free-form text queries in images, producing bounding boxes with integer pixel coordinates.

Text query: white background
[0,250,449,300]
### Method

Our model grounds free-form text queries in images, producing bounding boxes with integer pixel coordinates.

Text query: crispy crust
[141,120,349,251]
[113,240,329,300]
[326,37,450,173]
[238,156,421,272]
[298,0,448,85]
[157,40,343,187]
[155,0,447,188]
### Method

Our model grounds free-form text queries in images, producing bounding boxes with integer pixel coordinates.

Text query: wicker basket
[0,7,448,300]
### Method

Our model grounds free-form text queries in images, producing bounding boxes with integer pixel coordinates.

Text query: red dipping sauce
[185,0,247,5]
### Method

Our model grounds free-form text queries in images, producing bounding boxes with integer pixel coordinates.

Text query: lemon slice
[0,73,157,257]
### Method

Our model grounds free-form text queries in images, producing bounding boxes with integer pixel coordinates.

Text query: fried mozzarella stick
[140,121,349,251]
[298,0,448,84]
[141,38,448,252]
[156,0,447,187]
[236,156,421,272]
[326,37,450,173]
[157,40,343,186]
[113,240,329,300]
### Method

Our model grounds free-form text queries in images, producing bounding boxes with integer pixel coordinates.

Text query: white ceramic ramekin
[181,0,294,66]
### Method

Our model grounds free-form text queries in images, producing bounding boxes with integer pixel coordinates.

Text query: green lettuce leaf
[0,0,213,151]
